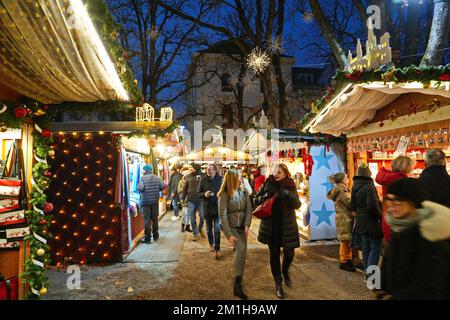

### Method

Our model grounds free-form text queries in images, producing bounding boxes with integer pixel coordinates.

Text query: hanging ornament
[48,150,55,157]
[34,109,46,116]
[39,219,47,225]
[268,36,284,54]
[0,124,7,132]
[133,79,139,86]
[41,129,52,138]
[110,30,119,40]
[39,287,48,296]
[389,109,398,121]
[43,203,53,213]
[44,170,52,177]
[438,74,450,81]
[408,101,418,116]
[0,104,7,114]
[429,99,441,113]
[247,47,270,74]
[14,107,28,118]
[36,248,45,257]
[43,105,49,111]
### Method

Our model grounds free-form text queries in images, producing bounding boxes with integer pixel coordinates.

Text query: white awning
[307,81,450,136]
[0,0,129,104]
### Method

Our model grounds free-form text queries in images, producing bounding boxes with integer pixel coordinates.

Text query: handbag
[252,196,276,219]
[0,275,19,300]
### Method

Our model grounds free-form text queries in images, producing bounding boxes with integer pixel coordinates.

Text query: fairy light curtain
[309,83,450,136]
[47,133,121,264]
[0,0,128,104]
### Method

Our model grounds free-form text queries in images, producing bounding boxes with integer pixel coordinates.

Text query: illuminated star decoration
[322,179,333,193]
[247,47,270,74]
[313,148,334,170]
[312,203,334,226]
[268,36,284,54]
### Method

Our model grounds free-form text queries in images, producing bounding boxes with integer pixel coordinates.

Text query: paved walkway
[44,213,373,300]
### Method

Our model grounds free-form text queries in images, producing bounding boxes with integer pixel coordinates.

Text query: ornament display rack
[0,126,34,300]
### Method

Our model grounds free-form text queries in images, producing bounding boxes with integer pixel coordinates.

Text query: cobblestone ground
[44,212,374,300]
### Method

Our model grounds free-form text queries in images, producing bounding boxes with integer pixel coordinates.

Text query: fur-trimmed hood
[419,201,450,242]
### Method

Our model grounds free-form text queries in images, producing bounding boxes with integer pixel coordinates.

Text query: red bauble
[439,74,450,81]
[41,129,52,138]
[43,105,49,110]
[44,170,52,177]
[39,219,47,225]
[43,203,54,213]
[14,107,27,118]
[26,108,33,114]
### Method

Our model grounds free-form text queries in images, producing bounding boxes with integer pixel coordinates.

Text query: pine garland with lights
[21,131,54,299]
[300,64,450,131]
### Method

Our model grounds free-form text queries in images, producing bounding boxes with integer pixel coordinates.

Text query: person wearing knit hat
[376,177,450,300]
[357,162,372,178]
[351,162,383,283]
[181,162,206,240]
[327,173,356,272]
[138,163,165,243]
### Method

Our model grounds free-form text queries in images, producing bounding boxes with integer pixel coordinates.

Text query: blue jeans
[361,233,382,273]
[188,201,204,236]
[205,215,221,251]
[172,198,179,217]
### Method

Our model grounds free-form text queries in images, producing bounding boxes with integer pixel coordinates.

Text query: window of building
[221,73,233,92]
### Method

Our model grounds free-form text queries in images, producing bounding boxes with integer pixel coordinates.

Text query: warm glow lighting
[68,0,129,100]
[99,131,105,135]
[93,226,99,231]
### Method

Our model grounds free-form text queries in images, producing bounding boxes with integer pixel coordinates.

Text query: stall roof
[0,0,129,104]
[305,81,450,136]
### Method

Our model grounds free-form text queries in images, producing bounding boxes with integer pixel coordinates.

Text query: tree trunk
[420,0,450,67]
[309,0,349,69]
[149,1,158,106]
[402,4,420,66]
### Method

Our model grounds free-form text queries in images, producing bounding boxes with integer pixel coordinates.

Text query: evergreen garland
[300,64,450,131]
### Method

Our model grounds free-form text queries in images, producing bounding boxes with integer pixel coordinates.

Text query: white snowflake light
[247,47,270,74]
[241,71,257,93]
[268,36,284,54]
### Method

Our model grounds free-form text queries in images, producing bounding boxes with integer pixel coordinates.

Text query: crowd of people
[137,148,450,300]
[327,149,450,299]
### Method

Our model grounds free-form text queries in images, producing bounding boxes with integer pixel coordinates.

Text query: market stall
[304,75,450,196]
[0,0,139,299]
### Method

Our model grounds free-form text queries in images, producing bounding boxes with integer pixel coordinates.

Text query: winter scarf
[387,207,432,234]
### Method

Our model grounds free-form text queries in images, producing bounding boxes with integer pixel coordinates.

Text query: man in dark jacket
[351,163,383,281]
[182,163,205,241]
[419,149,450,208]
[198,164,223,257]
[138,165,165,243]
[168,166,182,221]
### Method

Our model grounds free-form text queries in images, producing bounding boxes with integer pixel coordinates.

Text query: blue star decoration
[312,203,335,226]
[322,180,333,193]
[313,148,334,170]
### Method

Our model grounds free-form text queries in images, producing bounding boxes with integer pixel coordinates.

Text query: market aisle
[44,214,373,300]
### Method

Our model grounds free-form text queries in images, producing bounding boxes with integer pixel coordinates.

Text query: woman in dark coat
[377,178,450,300]
[351,163,383,282]
[254,163,301,299]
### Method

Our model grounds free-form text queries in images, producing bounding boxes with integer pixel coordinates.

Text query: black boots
[233,276,248,300]
[282,270,292,288]
[185,225,192,233]
[141,237,151,244]
[339,260,356,272]
[181,223,185,232]
[275,280,285,299]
